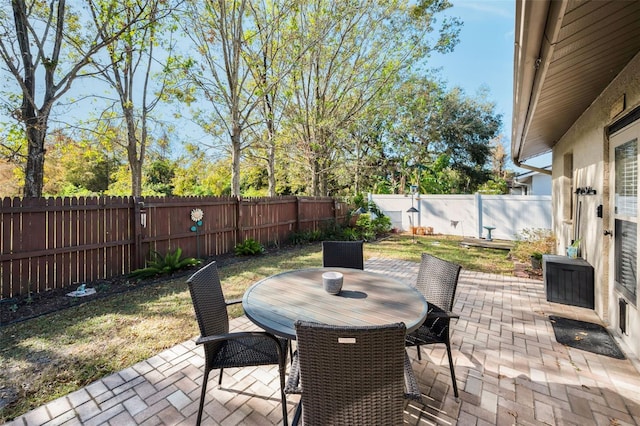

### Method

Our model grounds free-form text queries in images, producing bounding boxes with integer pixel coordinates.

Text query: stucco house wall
[551,51,640,356]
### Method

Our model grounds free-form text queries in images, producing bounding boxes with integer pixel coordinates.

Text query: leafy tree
[240,163,269,197]
[477,178,508,194]
[431,87,501,192]
[0,159,21,198]
[172,145,230,196]
[0,0,149,197]
[104,164,133,196]
[283,1,460,196]
[346,109,387,195]
[178,0,260,197]
[490,134,508,179]
[88,0,178,196]
[43,129,121,196]
[0,123,26,196]
[145,158,175,196]
[417,154,463,194]
[371,82,502,195]
[243,0,298,197]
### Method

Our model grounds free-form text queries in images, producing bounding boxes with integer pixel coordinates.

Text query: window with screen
[614,139,638,303]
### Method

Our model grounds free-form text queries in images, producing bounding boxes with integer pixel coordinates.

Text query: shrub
[354,214,376,241]
[235,238,265,256]
[371,215,392,235]
[130,248,200,279]
[510,228,556,263]
[350,211,392,241]
[289,228,327,245]
[340,227,359,241]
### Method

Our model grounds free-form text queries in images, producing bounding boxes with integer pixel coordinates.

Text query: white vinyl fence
[370,193,552,241]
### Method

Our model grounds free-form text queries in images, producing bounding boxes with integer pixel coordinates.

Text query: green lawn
[0,234,512,422]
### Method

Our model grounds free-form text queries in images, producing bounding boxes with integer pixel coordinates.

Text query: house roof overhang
[512,0,640,168]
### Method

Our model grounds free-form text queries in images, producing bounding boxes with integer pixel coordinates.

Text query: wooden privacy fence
[0,195,348,299]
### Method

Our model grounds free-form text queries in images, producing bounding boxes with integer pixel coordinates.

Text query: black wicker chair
[285,321,421,425]
[322,240,364,269]
[187,262,288,426]
[405,253,462,398]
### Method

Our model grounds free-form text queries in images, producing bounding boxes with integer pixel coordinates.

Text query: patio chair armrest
[225,298,242,306]
[284,351,302,395]
[196,331,281,347]
[403,351,422,401]
[426,311,459,320]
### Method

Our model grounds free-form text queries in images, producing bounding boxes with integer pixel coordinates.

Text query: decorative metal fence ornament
[190,208,204,258]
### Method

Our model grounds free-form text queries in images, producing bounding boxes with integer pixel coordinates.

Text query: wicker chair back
[415,253,461,311]
[294,321,407,425]
[322,240,364,269]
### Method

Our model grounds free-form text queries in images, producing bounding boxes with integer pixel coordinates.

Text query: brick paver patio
[7,258,640,425]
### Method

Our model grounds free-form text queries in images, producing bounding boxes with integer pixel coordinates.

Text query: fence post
[133,196,146,269]
[236,196,243,245]
[475,193,483,239]
[296,197,301,233]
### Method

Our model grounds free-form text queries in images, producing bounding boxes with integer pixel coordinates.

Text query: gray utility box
[542,255,594,309]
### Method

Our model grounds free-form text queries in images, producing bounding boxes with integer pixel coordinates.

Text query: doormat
[549,315,625,359]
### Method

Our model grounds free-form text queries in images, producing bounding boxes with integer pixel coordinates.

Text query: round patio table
[242,267,428,340]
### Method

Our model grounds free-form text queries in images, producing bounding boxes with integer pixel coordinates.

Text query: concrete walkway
[7,258,640,425]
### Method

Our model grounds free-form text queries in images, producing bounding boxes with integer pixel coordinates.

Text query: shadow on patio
[8,258,640,425]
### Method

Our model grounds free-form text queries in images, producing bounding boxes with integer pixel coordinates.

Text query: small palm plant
[130,248,201,279]
[234,238,265,256]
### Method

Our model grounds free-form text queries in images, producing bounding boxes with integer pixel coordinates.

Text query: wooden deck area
[460,237,514,250]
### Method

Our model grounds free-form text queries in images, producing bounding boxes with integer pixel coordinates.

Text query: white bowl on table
[322,271,343,295]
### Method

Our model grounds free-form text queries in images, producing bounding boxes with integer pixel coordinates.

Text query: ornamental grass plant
[510,228,557,264]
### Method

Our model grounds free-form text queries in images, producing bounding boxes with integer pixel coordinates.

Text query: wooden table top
[242,267,428,340]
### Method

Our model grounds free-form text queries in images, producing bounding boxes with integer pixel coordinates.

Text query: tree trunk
[124,107,143,197]
[320,169,327,196]
[5,0,147,197]
[354,138,361,195]
[23,115,47,198]
[311,158,320,196]
[231,127,242,196]
[13,0,50,198]
[267,135,276,197]
[264,87,277,196]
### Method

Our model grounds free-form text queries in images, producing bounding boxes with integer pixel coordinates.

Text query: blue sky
[428,1,520,168]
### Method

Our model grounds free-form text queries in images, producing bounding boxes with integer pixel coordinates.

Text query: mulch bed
[513,261,543,280]
[0,248,289,327]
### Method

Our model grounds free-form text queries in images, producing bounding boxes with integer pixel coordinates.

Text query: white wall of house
[550,51,640,357]
[530,174,552,195]
[370,194,551,241]
[512,172,552,196]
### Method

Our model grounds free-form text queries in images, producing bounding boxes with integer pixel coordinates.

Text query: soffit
[512,0,640,163]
